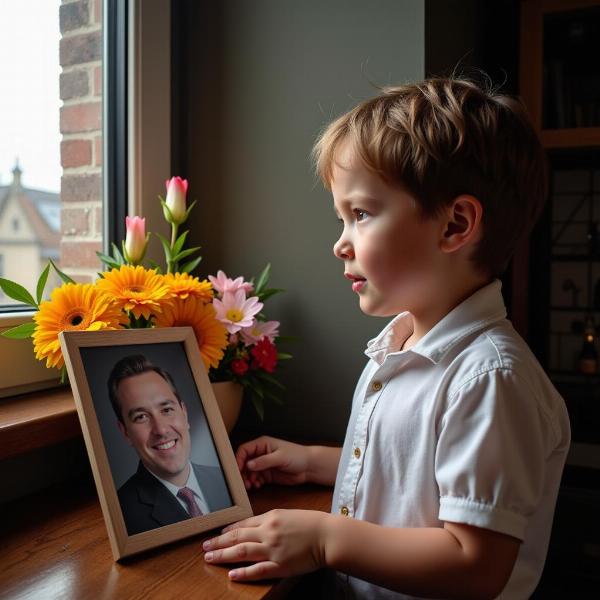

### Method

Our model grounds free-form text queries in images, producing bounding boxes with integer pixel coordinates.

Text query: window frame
[0,0,171,398]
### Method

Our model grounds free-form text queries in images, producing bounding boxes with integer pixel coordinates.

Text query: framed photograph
[59,326,252,560]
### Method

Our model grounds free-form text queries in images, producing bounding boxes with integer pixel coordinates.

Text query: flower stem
[168,223,179,273]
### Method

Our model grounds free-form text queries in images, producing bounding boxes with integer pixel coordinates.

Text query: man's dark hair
[108,355,181,424]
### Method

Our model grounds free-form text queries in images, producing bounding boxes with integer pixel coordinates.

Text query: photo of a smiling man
[108,354,232,536]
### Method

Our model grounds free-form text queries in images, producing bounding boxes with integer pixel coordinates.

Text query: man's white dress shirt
[332,280,571,599]
[154,463,211,515]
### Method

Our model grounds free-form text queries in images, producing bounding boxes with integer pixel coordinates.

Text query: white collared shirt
[332,280,570,599]
[154,463,211,515]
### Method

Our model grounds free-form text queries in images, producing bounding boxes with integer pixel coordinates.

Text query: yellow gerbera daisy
[95,265,173,320]
[163,272,213,302]
[33,283,127,369]
[154,296,228,370]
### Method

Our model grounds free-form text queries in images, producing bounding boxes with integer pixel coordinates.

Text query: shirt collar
[152,462,202,498]
[365,280,507,366]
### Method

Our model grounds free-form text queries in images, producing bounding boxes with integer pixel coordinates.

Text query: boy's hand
[235,436,310,490]
[203,509,328,581]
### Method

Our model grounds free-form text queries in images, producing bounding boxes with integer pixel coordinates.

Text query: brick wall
[59,0,103,283]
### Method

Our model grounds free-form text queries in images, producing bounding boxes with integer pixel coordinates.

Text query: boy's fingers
[204,542,265,564]
[229,561,280,581]
[247,449,282,472]
[204,527,261,551]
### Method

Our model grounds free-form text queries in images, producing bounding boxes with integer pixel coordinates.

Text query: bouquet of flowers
[0,176,290,418]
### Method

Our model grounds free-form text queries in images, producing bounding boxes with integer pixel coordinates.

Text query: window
[0,0,171,397]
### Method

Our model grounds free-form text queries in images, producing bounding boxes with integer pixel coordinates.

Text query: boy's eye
[354,209,368,222]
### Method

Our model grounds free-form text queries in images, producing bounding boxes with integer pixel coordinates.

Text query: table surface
[1,479,333,600]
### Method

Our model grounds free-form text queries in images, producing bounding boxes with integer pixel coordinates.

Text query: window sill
[0,387,81,461]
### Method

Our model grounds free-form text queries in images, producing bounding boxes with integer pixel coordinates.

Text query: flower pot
[212,381,243,433]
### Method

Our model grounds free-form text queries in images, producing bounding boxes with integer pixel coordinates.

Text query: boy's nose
[333,236,354,260]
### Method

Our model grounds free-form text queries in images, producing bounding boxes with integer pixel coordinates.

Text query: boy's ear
[440,194,483,253]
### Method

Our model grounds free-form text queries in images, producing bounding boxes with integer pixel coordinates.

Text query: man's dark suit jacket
[118,461,232,535]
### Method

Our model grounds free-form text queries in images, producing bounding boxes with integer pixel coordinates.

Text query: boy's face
[331,141,444,317]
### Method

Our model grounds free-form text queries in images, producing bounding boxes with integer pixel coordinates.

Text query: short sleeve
[435,368,548,540]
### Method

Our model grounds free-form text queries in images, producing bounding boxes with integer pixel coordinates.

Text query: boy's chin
[358,297,399,318]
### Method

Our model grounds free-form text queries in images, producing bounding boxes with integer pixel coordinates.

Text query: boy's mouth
[344,272,366,293]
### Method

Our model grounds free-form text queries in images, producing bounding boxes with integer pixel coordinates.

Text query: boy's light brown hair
[313,77,547,278]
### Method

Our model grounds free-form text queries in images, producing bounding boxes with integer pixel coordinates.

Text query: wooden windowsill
[0,387,80,461]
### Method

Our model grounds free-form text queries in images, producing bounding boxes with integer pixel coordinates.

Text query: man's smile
[153,438,178,451]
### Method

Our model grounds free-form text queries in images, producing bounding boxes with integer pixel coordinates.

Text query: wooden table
[0,479,333,599]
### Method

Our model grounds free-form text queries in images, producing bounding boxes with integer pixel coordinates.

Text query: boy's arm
[204,511,520,599]
[236,436,341,489]
[306,445,342,485]
[324,516,519,599]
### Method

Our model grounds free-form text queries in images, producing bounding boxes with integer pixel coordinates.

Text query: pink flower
[208,270,254,298]
[213,289,263,334]
[240,319,280,346]
[164,176,188,224]
[124,216,149,265]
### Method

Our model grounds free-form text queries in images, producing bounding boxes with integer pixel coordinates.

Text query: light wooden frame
[60,327,252,560]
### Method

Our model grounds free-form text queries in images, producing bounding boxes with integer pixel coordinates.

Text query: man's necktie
[177,486,203,517]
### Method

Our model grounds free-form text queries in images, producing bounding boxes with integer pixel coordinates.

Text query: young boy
[202,78,571,599]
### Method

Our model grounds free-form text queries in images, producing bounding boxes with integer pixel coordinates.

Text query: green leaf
[180,256,203,274]
[254,263,271,295]
[257,288,285,302]
[183,199,198,223]
[250,394,265,420]
[148,260,163,273]
[172,230,189,255]
[256,371,286,390]
[246,376,265,399]
[36,263,51,304]
[171,246,201,262]
[276,352,293,360]
[263,389,284,405]
[110,242,125,265]
[160,198,175,223]
[155,232,172,262]
[2,321,36,339]
[0,278,37,307]
[60,366,69,385]
[96,251,121,271]
[49,259,76,284]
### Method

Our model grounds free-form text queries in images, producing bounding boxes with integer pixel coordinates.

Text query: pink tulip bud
[164,176,188,225]
[124,216,148,264]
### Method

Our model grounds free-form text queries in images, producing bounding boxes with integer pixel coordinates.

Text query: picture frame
[59,326,253,560]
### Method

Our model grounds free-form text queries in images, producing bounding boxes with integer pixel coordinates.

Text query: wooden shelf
[0,387,80,461]
[0,479,333,599]
[541,127,600,149]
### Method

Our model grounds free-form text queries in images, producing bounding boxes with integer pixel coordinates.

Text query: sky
[0,0,62,192]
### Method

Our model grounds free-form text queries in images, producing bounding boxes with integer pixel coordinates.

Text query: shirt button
[353,447,361,459]
[340,506,349,516]
[372,380,382,392]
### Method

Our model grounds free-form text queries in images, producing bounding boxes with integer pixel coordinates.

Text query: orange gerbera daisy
[154,296,228,370]
[95,265,173,320]
[33,283,126,369]
[163,272,213,302]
